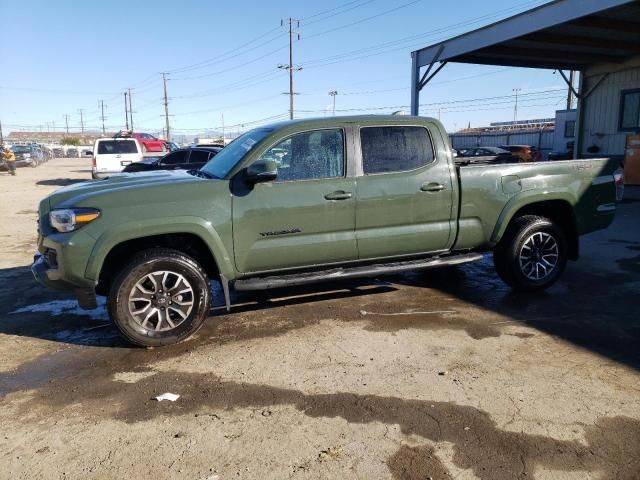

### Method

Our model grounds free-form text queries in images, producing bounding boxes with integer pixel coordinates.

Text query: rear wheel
[493,215,567,291]
[108,248,211,347]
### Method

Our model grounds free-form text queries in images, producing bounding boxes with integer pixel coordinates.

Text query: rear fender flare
[491,191,576,244]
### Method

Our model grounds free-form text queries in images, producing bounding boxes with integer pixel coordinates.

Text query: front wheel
[108,248,212,347]
[493,215,567,291]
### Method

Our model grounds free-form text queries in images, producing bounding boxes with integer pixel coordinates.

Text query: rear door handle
[420,182,445,192]
[324,191,352,200]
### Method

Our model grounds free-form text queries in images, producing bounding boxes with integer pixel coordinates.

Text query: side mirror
[246,158,277,183]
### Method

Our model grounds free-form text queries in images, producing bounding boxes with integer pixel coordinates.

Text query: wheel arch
[86,219,235,294]
[493,197,579,260]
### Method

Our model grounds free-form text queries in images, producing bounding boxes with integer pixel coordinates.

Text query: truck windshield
[200,128,272,179]
[12,146,32,153]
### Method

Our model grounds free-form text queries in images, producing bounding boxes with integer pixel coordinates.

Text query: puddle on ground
[10,297,108,321]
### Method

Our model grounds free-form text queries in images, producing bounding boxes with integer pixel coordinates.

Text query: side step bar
[234,252,483,291]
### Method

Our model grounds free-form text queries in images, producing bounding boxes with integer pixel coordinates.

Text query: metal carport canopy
[410,0,640,114]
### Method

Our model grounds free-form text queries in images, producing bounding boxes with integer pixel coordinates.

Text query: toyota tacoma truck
[32,116,621,347]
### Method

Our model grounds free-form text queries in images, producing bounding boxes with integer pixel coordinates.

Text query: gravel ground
[0,159,639,480]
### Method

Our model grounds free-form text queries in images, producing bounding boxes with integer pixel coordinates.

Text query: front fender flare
[84,216,235,281]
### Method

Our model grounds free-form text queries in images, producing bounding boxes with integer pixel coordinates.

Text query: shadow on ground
[35,178,86,187]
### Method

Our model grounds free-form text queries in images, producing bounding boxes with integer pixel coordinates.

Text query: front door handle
[324,191,352,200]
[420,182,445,192]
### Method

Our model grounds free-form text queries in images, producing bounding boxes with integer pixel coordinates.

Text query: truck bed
[454,158,619,251]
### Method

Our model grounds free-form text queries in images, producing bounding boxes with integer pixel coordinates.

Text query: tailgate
[95,140,141,172]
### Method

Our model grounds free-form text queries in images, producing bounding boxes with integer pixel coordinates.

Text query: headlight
[49,208,100,233]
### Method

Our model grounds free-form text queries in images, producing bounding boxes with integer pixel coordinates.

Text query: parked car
[122,147,221,173]
[91,137,143,179]
[81,149,93,158]
[499,144,540,162]
[66,148,79,158]
[455,146,517,165]
[41,146,54,161]
[548,141,575,161]
[33,116,622,347]
[165,141,180,152]
[112,130,166,154]
[52,147,65,158]
[10,144,38,167]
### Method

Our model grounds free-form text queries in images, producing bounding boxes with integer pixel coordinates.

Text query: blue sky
[0,0,566,136]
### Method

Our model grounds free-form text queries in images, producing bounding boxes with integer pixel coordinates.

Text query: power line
[303,0,424,40]
[171,43,289,81]
[167,27,283,75]
[172,94,282,116]
[299,0,547,68]
[301,0,378,26]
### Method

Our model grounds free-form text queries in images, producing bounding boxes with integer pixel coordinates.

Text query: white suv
[92,137,143,179]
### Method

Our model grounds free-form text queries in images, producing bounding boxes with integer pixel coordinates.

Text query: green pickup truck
[32,116,621,346]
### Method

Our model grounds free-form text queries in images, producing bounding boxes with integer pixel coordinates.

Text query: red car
[131,133,167,153]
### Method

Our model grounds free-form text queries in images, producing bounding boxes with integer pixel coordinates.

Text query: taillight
[613,167,624,202]
[92,157,96,168]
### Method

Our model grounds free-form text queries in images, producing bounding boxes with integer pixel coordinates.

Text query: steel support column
[411,52,420,115]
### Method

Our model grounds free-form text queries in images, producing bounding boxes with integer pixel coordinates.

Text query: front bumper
[31,246,97,310]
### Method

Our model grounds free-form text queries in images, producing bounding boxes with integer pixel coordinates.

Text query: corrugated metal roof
[413,0,640,70]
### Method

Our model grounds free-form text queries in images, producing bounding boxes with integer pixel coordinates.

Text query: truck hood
[46,170,211,209]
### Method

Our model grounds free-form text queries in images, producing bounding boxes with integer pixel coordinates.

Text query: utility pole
[278,18,301,120]
[78,109,85,133]
[566,70,576,110]
[63,114,70,134]
[512,88,522,123]
[124,91,129,130]
[162,73,171,142]
[128,88,134,131]
[99,100,106,135]
[328,91,338,116]
[0,119,4,145]
[221,113,225,144]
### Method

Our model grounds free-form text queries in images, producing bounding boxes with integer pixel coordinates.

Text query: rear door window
[97,140,138,154]
[188,150,210,164]
[162,150,189,165]
[360,126,434,174]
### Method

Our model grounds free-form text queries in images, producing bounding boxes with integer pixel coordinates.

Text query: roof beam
[521,32,640,53]
[453,57,587,70]
[476,45,628,65]
[570,15,640,34]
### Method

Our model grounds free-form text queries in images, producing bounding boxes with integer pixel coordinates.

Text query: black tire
[108,248,211,347]
[493,215,567,291]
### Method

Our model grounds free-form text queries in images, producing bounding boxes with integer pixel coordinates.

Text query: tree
[61,137,80,146]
